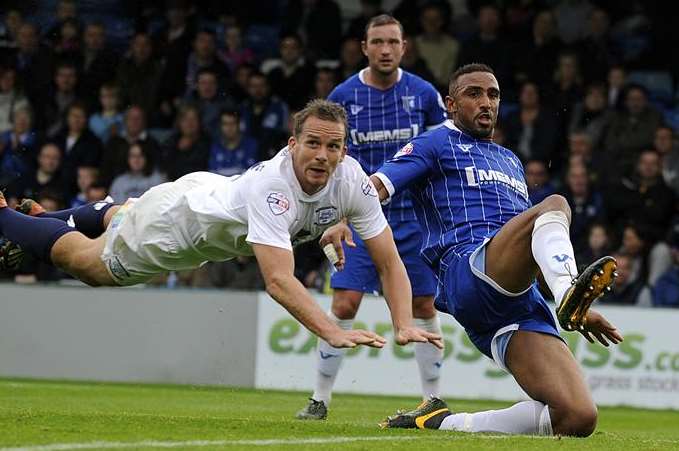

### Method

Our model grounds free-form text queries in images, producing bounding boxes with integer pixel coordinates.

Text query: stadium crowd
[1,0,678,308]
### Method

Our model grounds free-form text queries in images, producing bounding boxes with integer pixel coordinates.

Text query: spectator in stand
[576,222,613,271]
[0,9,23,60]
[577,7,619,84]
[562,163,605,252]
[219,24,256,73]
[312,68,337,100]
[79,22,119,108]
[239,71,289,149]
[653,225,679,308]
[549,52,583,140]
[208,110,258,177]
[503,81,558,164]
[88,83,124,144]
[283,0,342,59]
[606,65,626,109]
[184,29,230,98]
[524,159,556,205]
[0,105,38,174]
[185,68,236,139]
[514,10,563,88]
[0,66,29,134]
[44,61,80,138]
[553,0,593,44]
[109,142,166,202]
[600,252,650,306]
[70,165,99,208]
[267,33,316,111]
[230,63,255,104]
[337,37,365,82]
[116,33,163,122]
[155,0,195,125]
[161,104,210,180]
[401,33,436,86]
[12,23,54,107]
[54,101,103,201]
[100,105,161,186]
[654,125,679,196]
[53,18,81,63]
[44,0,81,48]
[414,3,460,92]
[457,4,513,95]
[85,181,108,203]
[568,82,611,149]
[7,142,62,202]
[606,150,675,243]
[604,84,664,178]
[346,0,384,39]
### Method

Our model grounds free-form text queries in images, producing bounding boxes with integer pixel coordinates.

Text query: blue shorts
[330,220,436,297]
[435,239,561,372]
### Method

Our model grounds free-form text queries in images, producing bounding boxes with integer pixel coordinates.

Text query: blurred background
[0,0,678,305]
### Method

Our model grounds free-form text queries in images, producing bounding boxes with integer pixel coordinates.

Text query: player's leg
[484,194,616,329]
[412,295,443,399]
[18,197,121,237]
[0,200,115,286]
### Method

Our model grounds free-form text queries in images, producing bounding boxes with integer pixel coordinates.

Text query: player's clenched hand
[580,309,623,347]
[319,220,355,271]
[395,326,444,349]
[324,329,386,349]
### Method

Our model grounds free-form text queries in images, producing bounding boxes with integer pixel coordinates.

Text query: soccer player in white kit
[0,99,442,350]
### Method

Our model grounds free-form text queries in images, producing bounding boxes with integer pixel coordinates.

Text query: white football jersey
[107,148,388,277]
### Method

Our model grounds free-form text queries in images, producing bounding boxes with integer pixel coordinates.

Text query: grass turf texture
[1,379,678,450]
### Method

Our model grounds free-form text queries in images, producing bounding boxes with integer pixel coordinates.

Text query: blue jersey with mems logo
[329,68,446,222]
[376,120,531,273]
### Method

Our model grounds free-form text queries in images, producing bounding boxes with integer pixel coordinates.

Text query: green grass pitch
[1,378,678,450]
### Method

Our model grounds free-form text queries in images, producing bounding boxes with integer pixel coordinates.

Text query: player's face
[362,24,405,76]
[289,117,347,194]
[447,72,500,140]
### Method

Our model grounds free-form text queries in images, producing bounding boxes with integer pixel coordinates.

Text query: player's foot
[295,398,328,420]
[557,256,617,331]
[16,198,46,216]
[0,237,24,271]
[380,396,451,429]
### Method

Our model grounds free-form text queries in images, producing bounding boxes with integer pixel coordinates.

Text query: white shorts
[100,176,204,286]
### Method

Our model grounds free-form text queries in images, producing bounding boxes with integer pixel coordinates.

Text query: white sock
[439,400,553,435]
[531,211,577,306]
[311,312,354,405]
[413,316,443,398]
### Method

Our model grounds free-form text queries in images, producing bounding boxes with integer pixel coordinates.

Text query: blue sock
[0,207,76,263]
[36,201,117,238]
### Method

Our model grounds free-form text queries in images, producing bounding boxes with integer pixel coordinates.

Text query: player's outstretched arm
[252,243,386,349]
[364,227,443,349]
[318,219,355,271]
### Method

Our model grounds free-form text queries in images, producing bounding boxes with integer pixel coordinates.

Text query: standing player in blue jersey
[296,15,448,420]
[374,64,622,436]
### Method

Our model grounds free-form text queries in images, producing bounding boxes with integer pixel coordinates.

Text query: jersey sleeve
[424,86,447,128]
[375,133,438,201]
[345,173,388,241]
[245,180,296,251]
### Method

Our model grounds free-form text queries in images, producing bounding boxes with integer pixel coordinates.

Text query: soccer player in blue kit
[296,15,448,420]
[374,64,623,436]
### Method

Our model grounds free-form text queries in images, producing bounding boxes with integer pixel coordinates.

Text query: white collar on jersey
[444,119,461,131]
[282,150,332,203]
[358,67,403,86]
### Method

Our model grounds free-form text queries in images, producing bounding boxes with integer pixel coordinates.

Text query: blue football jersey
[329,68,446,222]
[376,120,531,272]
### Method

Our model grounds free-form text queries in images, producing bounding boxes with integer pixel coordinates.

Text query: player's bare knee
[536,194,571,221]
[331,291,362,319]
[564,404,598,437]
[412,296,436,318]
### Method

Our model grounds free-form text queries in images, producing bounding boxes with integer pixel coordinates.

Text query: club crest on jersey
[267,192,290,215]
[393,142,413,159]
[402,96,416,112]
[361,176,378,197]
[457,144,473,153]
[315,206,338,225]
[350,104,364,115]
